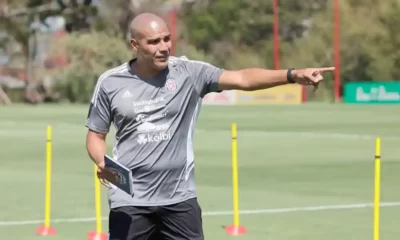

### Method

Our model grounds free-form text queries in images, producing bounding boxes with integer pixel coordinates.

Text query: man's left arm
[183,57,334,94]
[217,67,335,91]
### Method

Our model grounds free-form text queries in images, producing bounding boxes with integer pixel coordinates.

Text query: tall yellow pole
[225,123,246,236]
[87,165,107,239]
[44,125,52,228]
[231,123,240,227]
[373,137,381,240]
[36,125,56,235]
[94,165,103,234]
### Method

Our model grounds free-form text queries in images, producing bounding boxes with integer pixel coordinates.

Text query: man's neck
[131,59,162,79]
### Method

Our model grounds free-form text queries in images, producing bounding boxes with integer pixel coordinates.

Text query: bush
[49,31,132,103]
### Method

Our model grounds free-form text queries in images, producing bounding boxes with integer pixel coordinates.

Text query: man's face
[131,21,172,71]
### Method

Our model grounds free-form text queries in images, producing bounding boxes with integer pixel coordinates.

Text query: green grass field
[0,103,399,240]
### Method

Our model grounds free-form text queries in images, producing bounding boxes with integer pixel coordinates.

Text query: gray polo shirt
[86,56,224,208]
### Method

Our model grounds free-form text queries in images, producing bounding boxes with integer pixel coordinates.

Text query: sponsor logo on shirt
[134,104,166,114]
[132,97,170,145]
[137,131,172,145]
[132,97,165,107]
[135,111,167,123]
[137,122,169,132]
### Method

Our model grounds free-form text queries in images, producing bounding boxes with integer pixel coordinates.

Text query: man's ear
[130,39,139,53]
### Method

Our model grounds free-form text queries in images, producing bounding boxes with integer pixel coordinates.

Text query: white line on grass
[196,129,400,140]
[1,202,399,227]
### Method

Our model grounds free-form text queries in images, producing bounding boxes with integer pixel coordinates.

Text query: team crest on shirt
[165,79,177,92]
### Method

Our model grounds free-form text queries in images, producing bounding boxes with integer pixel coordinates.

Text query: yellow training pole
[36,125,56,235]
[225,123,246,235]
[94,165,103,234]
[87,165,107,240]
[45,125,52,228]
[231,123,240,228]
[374,137,381,240]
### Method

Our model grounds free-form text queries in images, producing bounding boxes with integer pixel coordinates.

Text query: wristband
[287,68,295,83]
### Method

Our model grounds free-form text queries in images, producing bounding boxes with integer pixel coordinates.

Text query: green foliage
[180,0,400,101]
[182,0,274,51]
[49,31,131,103]
[6,0,400,103]
[175,41,217,63]
[181,0,328,70]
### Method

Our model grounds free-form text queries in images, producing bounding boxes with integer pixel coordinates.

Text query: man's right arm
[85,82,112,168]
[86,130,107,168]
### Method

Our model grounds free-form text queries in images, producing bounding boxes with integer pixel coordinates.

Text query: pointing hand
[292,67,335,91]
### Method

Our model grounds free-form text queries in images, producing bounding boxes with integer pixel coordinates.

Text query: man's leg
[108,206,159,240]
[158,198,204,240]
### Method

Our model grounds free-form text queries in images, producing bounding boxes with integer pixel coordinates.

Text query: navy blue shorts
[108,197,204,240]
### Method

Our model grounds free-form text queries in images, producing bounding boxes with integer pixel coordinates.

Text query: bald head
[130,13,169,39]
[128,12,172,74]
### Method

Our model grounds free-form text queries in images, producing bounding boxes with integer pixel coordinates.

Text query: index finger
[318,67,335,73]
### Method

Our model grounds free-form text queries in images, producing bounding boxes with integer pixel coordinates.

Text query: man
[85,12,334,240]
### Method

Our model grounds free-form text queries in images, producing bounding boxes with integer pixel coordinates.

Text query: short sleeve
[184,59,224,98]
[85,81,112,134]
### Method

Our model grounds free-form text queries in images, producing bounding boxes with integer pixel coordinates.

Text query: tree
[180,0,327,68]
[46,31,131,103]
[179,0,400,101]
